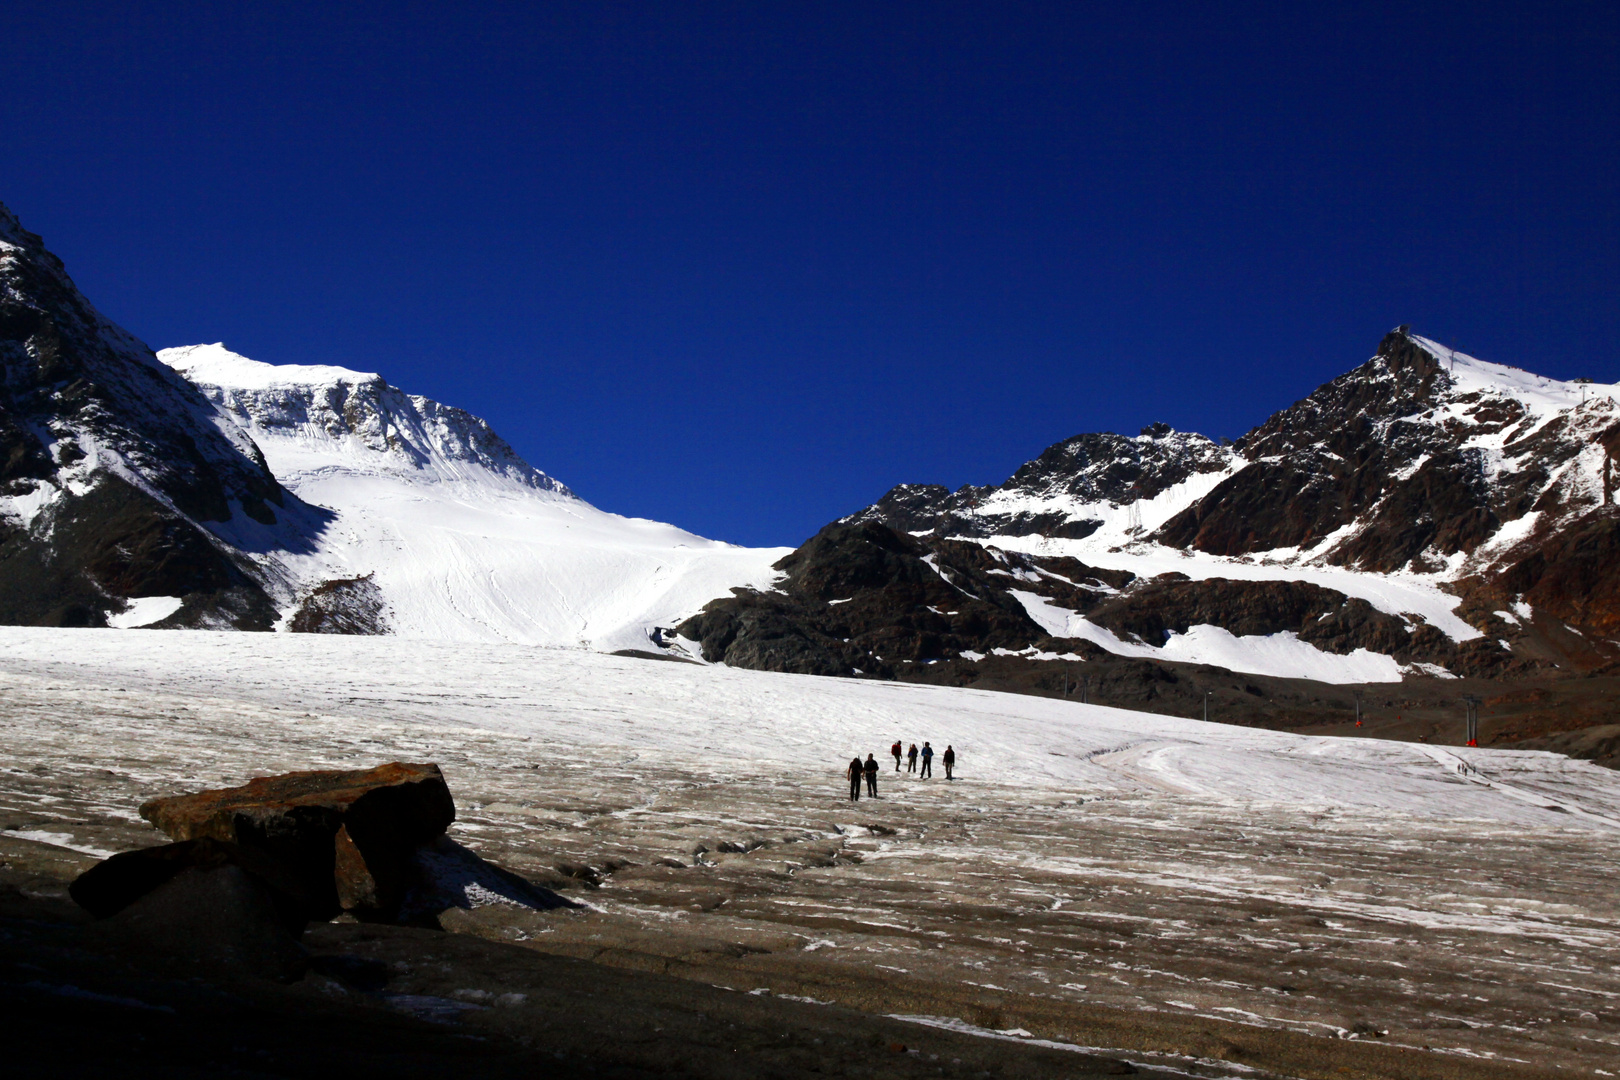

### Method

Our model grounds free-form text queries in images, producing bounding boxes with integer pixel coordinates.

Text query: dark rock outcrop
[678,522,1057,675]
[0,201,331,628]
[288,575,390,634]
[681,520,1527,682]
[69,836,315,926]
[846,425,1233,539]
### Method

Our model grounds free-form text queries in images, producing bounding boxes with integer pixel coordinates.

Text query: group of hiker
[845,740,956,800]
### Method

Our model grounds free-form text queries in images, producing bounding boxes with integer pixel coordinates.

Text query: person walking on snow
[920,741,934,778]
[864,753,880,797]
[943,744,956,780]
[891,740,903,771]
[907,743,919,773]
[847,756,864,801]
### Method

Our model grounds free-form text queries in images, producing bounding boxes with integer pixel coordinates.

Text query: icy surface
[159,344,789,650]
[1,627,1613,828]
[3,626,1617,1067]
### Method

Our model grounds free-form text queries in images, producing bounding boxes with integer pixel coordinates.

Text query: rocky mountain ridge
[161,344,570,495]
[679,328,1620,687]
[846,424,1235,539]
[0,202,332,630]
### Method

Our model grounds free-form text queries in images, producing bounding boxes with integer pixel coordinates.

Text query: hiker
[943,744,956,780]
[891,740,903,771]
[847,756,864,801]
[907,743,918,773]
[920,741,934,778]
[865,753,880,797]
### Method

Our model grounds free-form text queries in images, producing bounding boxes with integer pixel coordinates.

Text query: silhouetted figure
[847,756,864,801]
[943,744,956,780]
[907,744,918,773]
[891,740,903,770]
[920,741,934,778]
[864,753,879,797]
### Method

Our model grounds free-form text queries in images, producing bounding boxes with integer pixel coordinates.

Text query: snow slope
[3,625,1616,830]
[159,344,789,649]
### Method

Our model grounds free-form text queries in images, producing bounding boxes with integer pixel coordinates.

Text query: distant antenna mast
[1463,695,1481,747]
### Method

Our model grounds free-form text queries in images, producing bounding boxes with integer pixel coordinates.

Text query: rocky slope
[680,328,1620,689]
[847,423,1235,539]
[0,203,329,630]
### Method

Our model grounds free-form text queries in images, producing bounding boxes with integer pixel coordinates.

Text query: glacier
[159,344,790,650]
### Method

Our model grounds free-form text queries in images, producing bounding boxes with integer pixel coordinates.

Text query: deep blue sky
[2,3,1616,546]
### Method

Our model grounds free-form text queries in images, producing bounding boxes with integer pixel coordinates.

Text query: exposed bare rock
[140,762,456,920]
[846,424,1234,539]
[69,836,315,926]
[98,864,309,981]
[0,201,333,628]
[288,575,390,634]
[677,521,1052,675]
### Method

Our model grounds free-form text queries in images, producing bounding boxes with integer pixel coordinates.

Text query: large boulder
[138,762,455,920]
[99,864,310,981]
[69,836,314,929]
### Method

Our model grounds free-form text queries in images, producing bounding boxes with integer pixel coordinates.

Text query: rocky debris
[0,201,331,629]
[288,574,391,634]
[1504,723,1620,768]
[139,762,456,920]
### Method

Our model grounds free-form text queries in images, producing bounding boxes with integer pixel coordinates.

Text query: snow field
[2,626,1615,831]
[158,344,790,650]
[3,626,1618,1069]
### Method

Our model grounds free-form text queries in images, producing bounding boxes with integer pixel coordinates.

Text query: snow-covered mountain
[158,344,788,649]
[161,344,571,496]
[845,424,1237,540]
[0,201,784,646]
[7,193,1617,702]
[681,328,1620,688]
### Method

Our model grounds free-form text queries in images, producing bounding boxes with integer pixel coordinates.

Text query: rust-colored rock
[139,762,455,920]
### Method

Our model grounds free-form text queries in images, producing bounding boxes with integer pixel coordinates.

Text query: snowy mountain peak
[160,343,572,496]
[1409,332,1619,417]
[843,418,1236,540]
